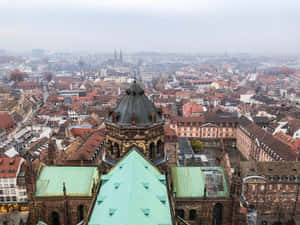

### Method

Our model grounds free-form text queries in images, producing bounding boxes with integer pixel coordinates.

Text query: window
[190,127,192,131]
[269,185,272,190]
[276,193,280,200]
[189,210,196,220]
[11,196,16,202]
[259,194,264,200]
[0,197,3,201]
[267,194,272,200]
[294,185,297,191]
[10,184,15,188]
[10,189,16,194]
[176,209,185,219]
[260,185,265,191]
[251,194,255,200]
[292,193,296,200]
[283,193,288,200]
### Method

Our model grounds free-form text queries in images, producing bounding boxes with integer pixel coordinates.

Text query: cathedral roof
[88,147,173,225]
[107,82,163,126]
[35,166,98,197]
[171,167,229,198]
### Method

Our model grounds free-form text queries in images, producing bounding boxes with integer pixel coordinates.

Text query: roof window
[143,182,149,190]
[109,208,116,216]
[141,208,150,217]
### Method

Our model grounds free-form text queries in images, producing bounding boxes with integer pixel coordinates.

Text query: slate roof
[88,147,173,225]
[240,161,300,177]
[107,82,163,126]
[239,116,297,161]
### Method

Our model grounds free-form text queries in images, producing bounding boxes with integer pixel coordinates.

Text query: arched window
[189,209,196,220]
[51,211,60,225]
[149,142,155,159]
[114,143,120,158]
[175,209,185,219]
[212,203,223,225]
[157,140,163,155]
[77,205,85,222]
[108,141,113,155]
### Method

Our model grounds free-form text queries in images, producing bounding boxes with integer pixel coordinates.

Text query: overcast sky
[0,0,300,54]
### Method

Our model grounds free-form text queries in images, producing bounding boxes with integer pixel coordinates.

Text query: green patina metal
[37,221,47,225]
[172,166,229,198]
[35,166,98,197]
[88,147,172,225]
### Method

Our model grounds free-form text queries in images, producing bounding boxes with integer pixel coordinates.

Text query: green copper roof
[171,167,229,198]
[88,147,172,225]
[35,166,98,197]
[37,221,47,225]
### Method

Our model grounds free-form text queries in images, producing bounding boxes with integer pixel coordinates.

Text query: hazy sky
[0,0,300,54]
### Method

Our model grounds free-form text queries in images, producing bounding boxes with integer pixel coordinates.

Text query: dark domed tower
[104,81,165,164]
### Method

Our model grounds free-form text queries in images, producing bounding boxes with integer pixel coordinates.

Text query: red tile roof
[68,129,105,160]
[0,112,16,131]
[164,126,177,136]
[0,157,23,178]
[70,128,94,137]
[170,116,205,123]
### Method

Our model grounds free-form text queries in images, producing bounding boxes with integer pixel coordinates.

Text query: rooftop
[88,147,173,225]
[171,167,229,198]
[107,82,163,127]
[35,166,98,197]
[0,157,23,178]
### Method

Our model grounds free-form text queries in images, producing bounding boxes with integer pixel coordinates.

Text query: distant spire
[120,49,123,63]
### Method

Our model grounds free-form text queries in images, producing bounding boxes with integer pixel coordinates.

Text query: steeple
[120,49,123,63]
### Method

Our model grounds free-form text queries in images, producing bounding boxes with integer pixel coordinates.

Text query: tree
[190,139,203,151]
[9,69,24,82]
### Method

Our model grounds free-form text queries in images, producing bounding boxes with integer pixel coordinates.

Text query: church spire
[119,49,123,64]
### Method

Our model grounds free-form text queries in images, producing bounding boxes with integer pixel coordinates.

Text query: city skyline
[0,0,300,55]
